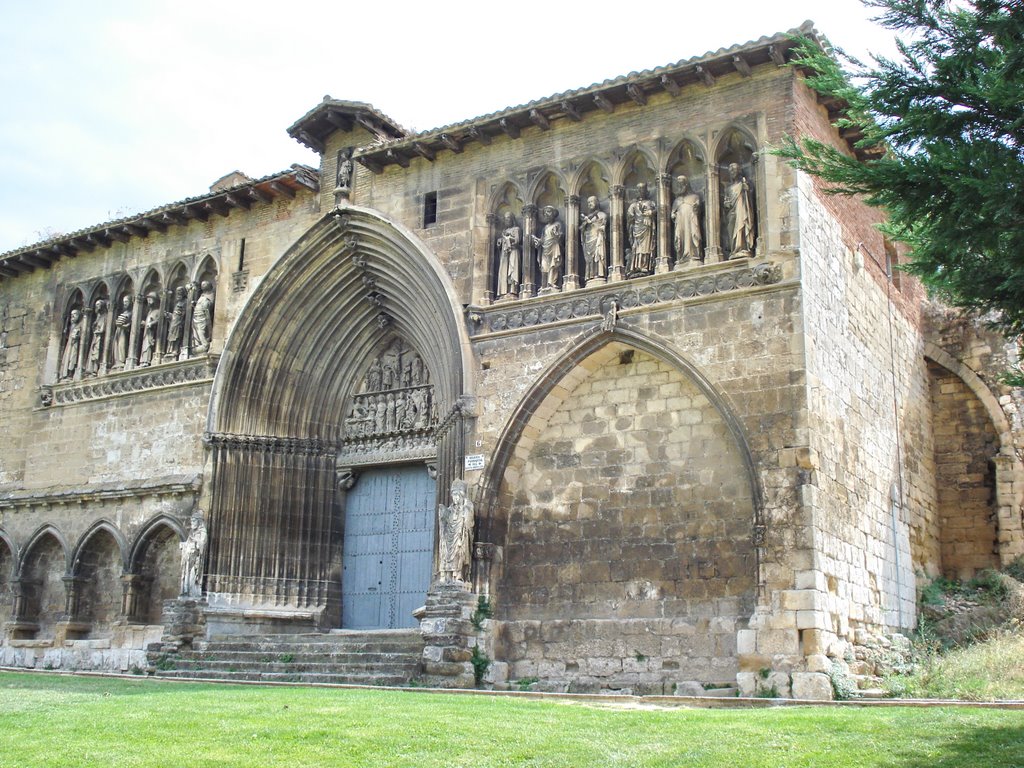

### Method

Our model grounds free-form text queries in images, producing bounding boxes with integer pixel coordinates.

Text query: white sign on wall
[464,454,485,471]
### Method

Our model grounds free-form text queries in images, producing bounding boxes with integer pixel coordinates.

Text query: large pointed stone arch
[204,207,473,626]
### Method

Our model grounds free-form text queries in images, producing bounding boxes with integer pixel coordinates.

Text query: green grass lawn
[1,672,1022,768]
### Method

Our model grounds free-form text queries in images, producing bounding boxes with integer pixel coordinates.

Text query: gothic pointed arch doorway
[205,207,474,631]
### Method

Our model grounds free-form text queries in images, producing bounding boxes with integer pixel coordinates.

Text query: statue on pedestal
[437,480,474,583]
[180,510,208,599]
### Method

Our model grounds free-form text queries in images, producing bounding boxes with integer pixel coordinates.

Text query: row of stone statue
[495,164,754,298]
[59,280,215,382]
[345,387,434,437]
[343,340,436,440]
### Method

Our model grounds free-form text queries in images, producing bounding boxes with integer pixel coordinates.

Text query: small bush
[470,646,490,687]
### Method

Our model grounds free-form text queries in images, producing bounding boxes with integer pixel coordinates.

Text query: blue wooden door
[342,466,435,629]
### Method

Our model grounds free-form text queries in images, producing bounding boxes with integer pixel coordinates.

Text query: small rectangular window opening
[238,238,246,272]
[423,192,438,227]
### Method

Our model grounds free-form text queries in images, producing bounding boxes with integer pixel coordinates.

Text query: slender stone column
[656,174,673,274]
[126,293,144,370]
[74,309,92,382]
[483,213,497,305]
[121,573,151,623]
[521,204,538,297]
[563,195,580,291]
[609,186,626,282]
[706,167,723,263]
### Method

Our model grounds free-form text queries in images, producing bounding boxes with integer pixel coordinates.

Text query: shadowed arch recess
[204,207,472,619]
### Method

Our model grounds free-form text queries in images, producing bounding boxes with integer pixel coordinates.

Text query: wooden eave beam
[769,45,787,67]
[386,148,410,168]
[141,218,167,234]
[0,263,19,277]
[561,101,582,121]
[529,109,551,130]
[467,126,491,145]
[203,201,229,218]
[354,115,381,136]
[247,187,274,204]
[223,194,250,210]
[297,129,325,153]
[412,142,436,161]
[16,256,40,271]
[105,227,130,242]
[440,133,463,153]
[122,223,148,238]
[325,110,354,132]
[178,205,208,223]
[593,93,614,113]
[84,233,109,248]
[499,118,520,139]
[626,84,647,106]
[732,55,752,78]
[358,156,384,174]
[269,181,296,198]
[159,211,185,227]
[660,75,680,97]
[695,65,715,87]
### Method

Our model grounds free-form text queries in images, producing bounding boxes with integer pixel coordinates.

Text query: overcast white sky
[0,0,902,254]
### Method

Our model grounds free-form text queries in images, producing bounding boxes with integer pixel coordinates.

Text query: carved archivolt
[54,257,218,385]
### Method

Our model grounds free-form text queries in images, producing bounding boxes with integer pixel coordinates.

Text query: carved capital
[474,541,498,562]
[566,195,580,207]
[426,462,438,480]
[658,173,673,185]
[522,204,538,217]
[610,185,625,199]
[485,213,497,225]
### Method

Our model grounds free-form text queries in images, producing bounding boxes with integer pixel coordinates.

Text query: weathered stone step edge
[5,668,1024,709]
[166,661,421,675]
[173,650,419,664]
[191,641,424,654]
[152,670,413,686]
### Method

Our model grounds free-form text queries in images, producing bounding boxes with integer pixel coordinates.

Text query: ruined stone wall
[791,72,935,650]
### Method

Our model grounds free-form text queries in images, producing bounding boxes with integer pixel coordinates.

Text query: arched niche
[85,282,111,377]
[164,262,190,362]
[576,161,611,287]
[715,127,758,259]
[620,151,658,277]
[72,523,126,636]
[58,289,85,382]
[531,172,567,293]
[490,183,525,301]
[111,276,135,371]
[0,532,14,633]
[129,518,184,624]
[668,140,707,264]
[18,528,69,639]
[204,207,472,621]
[480,332,759,685]
[138,269,164,368]
[191,255,218,355]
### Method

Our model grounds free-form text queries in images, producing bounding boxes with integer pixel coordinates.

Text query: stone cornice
[0,475,202,510]
[468,260,785,338]
[43,355,219,408]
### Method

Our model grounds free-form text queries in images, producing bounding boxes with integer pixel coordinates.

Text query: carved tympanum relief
[340,338,437,464]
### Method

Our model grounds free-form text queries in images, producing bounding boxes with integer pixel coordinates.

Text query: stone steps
[149,630,424,687]
[153,669,416,686]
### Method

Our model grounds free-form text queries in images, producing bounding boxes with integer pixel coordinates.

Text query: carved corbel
[336,466,359,491]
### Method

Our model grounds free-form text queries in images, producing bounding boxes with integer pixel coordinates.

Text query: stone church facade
[1,24,1022,698]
